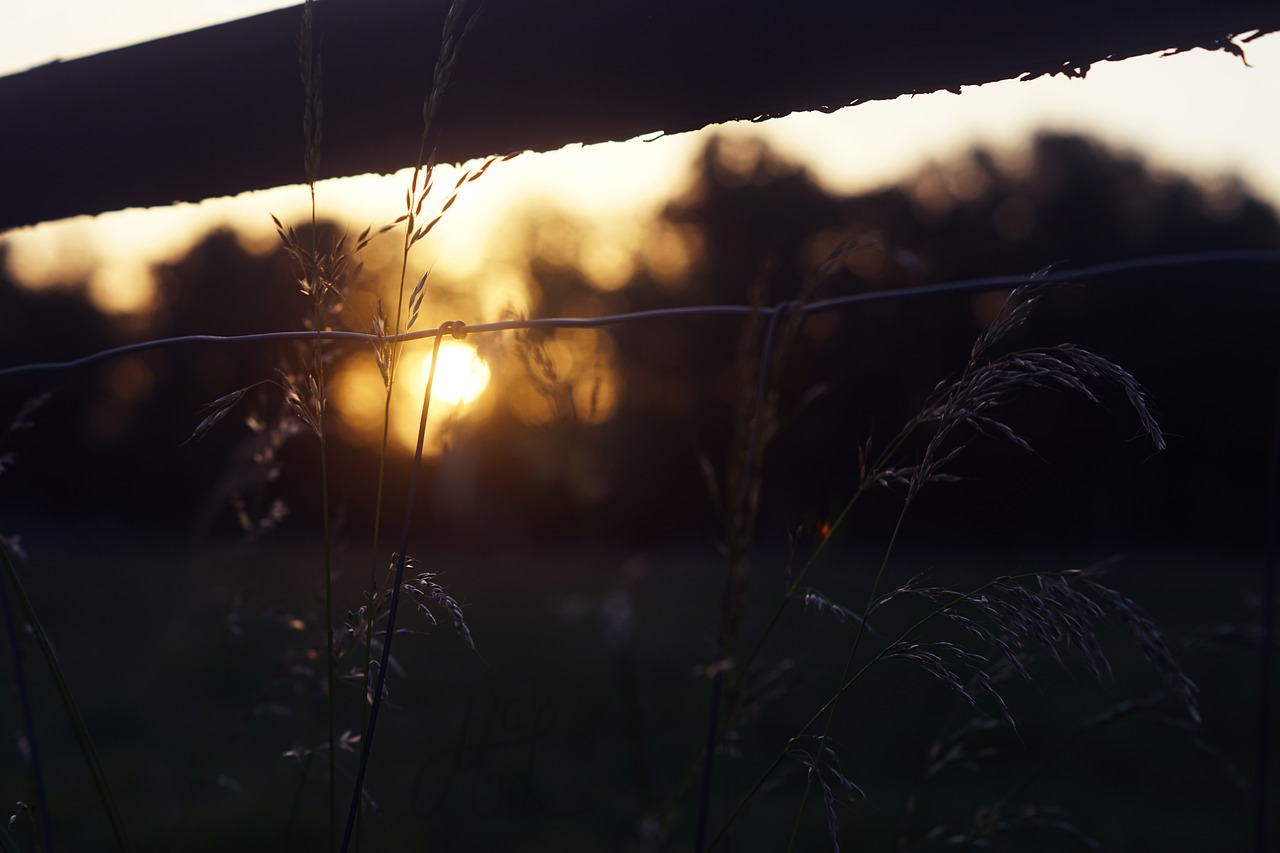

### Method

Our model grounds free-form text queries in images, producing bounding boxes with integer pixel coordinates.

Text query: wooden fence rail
[2,0,1278,231]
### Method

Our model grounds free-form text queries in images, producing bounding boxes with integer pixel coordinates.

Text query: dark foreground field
[3,523,1269,852]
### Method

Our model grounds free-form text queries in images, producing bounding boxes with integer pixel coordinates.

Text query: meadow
[2,529,1265,851]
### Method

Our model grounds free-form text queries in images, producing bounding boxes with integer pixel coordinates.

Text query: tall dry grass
[687,279,1195,852]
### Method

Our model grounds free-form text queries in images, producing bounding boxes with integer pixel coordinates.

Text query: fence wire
[2,249,1279,380]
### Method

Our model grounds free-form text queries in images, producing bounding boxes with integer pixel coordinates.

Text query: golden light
[419,340,491,405]
[332,339,492,455]
[387,340,491,451]
[507,328,620,426]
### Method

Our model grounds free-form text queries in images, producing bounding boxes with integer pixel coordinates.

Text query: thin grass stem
[0,545,55,851]
[283,751,313,850]
[0,540,132,851]
[711,568,1105,850]
[354,8,479,842]
[694,301,788,852]
[340,324,450,852]
[316,347,337,851]
[1256,370,1280,853]
[789,502,911,850]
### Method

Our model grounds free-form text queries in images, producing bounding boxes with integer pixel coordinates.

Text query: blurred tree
[3,132,1278,550]
[0,228,325,533]
[601,132,1280,548]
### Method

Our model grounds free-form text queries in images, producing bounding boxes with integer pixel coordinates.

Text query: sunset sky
[2,4,1278,315]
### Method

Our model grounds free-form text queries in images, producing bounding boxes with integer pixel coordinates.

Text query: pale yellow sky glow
[0,0,299,75]
[2,4,1278,318]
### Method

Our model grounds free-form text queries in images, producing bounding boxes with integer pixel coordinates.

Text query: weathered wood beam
[2,0,1277,232]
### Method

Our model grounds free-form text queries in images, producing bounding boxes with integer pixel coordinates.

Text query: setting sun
[420,340,490,405]
[332,339,492,455]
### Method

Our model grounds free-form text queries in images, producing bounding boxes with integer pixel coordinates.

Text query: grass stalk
[295,2,339,844]
[341,324,450,852]
[0,540,132,851]
[283,751,314,850]
[693,301,785,851]
[713,552,1194,851]
[710,571,1013,852]
[786,502,912,850]
[782,333,965,846]
[354,7,480,845]
[718,282,1168,848]
[314,316,337,850]
[1256,370,1280,853]
[0,544,54,851]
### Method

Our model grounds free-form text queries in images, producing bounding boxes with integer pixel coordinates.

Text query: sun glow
[420,340,491,405]
[333,339,492,455]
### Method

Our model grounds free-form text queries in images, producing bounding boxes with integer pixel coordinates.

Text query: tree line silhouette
[2,132,1278,550]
